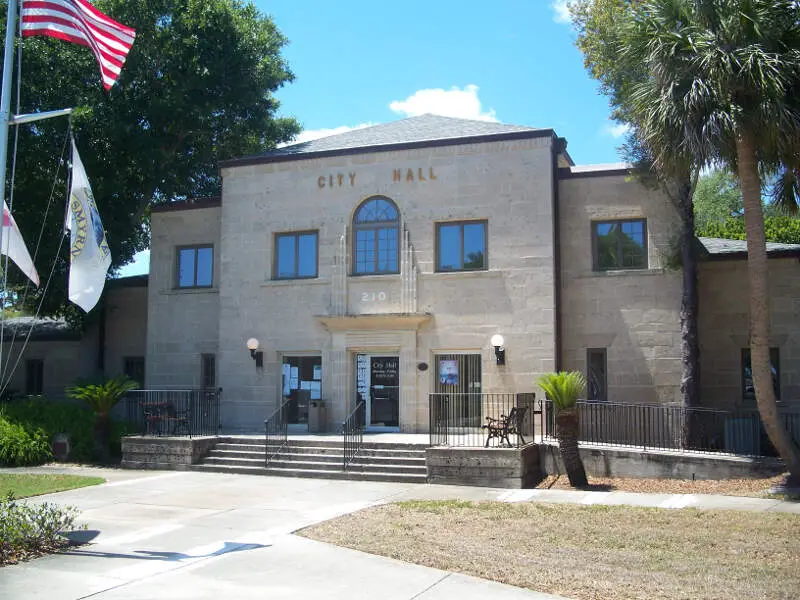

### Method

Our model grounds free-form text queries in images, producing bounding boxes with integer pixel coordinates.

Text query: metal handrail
[343,400,365,470]
[264,398,291,465]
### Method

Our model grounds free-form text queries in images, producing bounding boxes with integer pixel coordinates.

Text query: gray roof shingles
[699,237,800,257]
[221,114,548,166]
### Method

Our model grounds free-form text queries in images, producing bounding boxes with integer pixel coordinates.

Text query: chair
[482,406,529,447]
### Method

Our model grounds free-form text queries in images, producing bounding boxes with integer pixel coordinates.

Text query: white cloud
[389,84,498,122]
[283,123,376,146]
[551,0,572,24]
[605,122,632,139]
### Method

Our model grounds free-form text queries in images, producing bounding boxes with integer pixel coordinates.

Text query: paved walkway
[1,466,797,600]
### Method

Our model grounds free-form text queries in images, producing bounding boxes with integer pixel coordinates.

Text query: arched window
[352,196,400,274]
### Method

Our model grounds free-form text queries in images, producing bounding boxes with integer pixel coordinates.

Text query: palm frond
[537,371,587,413]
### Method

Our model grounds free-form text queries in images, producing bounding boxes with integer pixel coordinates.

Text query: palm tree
[620,0,800,482]
[66,375,138,462]
[538,371,588,488]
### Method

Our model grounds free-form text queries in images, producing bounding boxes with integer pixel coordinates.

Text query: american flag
[21,0,136,90]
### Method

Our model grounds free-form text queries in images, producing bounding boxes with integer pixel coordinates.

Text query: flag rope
[0,121,72,391]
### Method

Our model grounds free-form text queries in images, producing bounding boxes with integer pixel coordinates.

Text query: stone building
[143,114,799,432]
[6,115,798,433]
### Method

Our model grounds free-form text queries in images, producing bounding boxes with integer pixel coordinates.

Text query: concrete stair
[192,436,429,483]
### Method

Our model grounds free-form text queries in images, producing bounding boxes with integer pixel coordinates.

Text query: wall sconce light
[246,337,263,368]
[491,334,506,365]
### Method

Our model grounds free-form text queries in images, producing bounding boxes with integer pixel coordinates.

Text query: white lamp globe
[246,338,260,351]
[490,334,505,348]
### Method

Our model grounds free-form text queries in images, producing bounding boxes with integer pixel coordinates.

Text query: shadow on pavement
[58,541,269,562]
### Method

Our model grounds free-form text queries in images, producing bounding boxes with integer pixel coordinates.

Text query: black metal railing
[343,400,365,469]
[264,398,291,465]
[429,392,538,448]
[124,388,221,438]
[541,399,800,458]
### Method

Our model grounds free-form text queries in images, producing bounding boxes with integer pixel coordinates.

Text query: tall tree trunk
[677,179,700,410]
[736,130,800,484]
[555,410,588,488]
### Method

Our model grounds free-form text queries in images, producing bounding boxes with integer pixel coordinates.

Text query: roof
[0,317,81,342]
[559,163,632,179]
[109,274,148,288]
[151,196,221,214]
[699,237,800,259]
[220,114,555,168]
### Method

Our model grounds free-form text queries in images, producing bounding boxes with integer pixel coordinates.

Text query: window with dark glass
[352,197,400,274]
[742,348,780,400]
[201,354,216,388]
[587,348,607,401]
[436,221,487,271]
[25,359,43,396]
[592,219,647,271]
[123,356,145,387]
[274,231,318,279]
[177,245,213,288]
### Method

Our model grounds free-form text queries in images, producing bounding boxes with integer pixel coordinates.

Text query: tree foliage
[0,0,300,319]
[698,215,800,245]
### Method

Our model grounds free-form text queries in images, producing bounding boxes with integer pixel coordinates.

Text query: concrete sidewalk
[0,466,797,600]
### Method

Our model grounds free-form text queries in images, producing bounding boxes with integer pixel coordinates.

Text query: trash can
[309,399,328,433]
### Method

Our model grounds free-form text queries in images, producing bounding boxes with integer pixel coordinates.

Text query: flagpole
[0,0,19,269]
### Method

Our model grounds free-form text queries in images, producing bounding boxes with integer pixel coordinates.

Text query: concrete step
[190,463,428,484]
[217,437,430,452]
[202,456,426,475]
[213,443,426,459]
[207,449,426,467]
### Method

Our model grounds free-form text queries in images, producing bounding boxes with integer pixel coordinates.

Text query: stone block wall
[426,444,542,488]
[558,172,683,405]
[121,436,218,470]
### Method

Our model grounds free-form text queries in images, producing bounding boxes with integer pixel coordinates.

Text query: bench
[482,405,529,447]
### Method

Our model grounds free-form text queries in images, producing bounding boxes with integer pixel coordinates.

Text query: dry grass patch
[536,473,789,498]
[300,501,800,600]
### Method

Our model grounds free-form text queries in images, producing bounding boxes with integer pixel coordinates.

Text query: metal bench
[482,405,529,447]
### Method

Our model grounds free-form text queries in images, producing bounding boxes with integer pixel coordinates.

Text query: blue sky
[119,0,625,277]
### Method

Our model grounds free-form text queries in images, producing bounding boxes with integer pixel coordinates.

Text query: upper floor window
[592,219,647,271]
[353,196,399,275]
[177,245,213,288]
[274,231,318,279]
[436,220,487,272]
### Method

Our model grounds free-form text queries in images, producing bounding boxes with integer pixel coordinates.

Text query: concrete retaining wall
[121,436,218,470]
[426,444,542,488]
[540,443,784,480]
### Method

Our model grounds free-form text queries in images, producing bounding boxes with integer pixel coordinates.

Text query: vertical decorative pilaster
[330,226,348,316]
[400,223,418,314]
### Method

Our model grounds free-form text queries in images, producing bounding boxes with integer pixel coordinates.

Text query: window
[177,245,213,288]
[274,231,318,279]
[25,359,43,396]
[201,353,216,388]
[436,221,487,271]
[123,356,145,387]
[353,196,400,274]
[587,348,607,401]
[742,348,780,401]
[592,219,647,271]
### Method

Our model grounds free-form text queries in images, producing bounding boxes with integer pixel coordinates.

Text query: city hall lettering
[316,166,437,188]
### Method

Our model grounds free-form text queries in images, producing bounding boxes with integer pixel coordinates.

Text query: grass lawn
[300,500,800,600]
[0,473,104,498]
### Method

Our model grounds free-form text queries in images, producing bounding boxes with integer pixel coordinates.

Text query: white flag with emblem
[66,140,111,312]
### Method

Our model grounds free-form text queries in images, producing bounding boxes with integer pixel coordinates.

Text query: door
[355,354,399,429]
[434,353,482,427]
[281,355,322,429]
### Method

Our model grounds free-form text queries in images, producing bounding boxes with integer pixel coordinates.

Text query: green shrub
[0,397,133,464]
[0,417,52,466]
[0,493,82,565]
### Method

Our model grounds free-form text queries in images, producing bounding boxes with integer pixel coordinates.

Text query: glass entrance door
[281,356,322,428]
[355,354,399,428]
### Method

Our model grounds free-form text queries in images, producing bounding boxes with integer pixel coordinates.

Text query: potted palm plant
[538,371,588,488]
[66,375,138,463]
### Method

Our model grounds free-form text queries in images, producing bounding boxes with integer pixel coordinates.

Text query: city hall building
[6,115,799,433]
